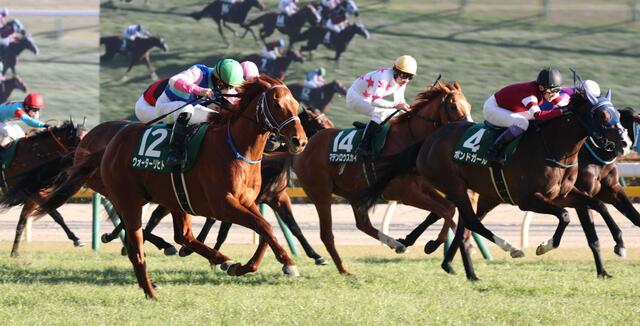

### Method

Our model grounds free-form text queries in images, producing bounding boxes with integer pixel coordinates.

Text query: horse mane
[234,74,282,118]
[393,81,455,124]
[22,121,75,142]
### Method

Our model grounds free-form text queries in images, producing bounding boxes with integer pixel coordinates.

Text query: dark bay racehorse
[191,0,265,45]
[0,121,86,257]
[298,21,369,61]
[102,108,334,265]
[242,4,321,44]
[292,81,473,275]
[240,48,304,80]
[360,91,628,280]
[35,76,307,298]
[287,80,346,112]
[1,36,39,76]
[100,35,168,81]
[0,76,28,102]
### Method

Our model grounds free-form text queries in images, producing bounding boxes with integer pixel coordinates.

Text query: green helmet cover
[214,59,244,87]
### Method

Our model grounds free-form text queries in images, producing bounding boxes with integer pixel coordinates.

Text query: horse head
[299,107,334,137]
[303,4,322,25]
[569,89,628,156]
[286,48,304,63]
[13,75,28,92]
[152,36,169,52]
[330,79,347,95]
[399,80,472,127]
[342,0,359,16]
[237,75,308,154]
[352,20,370,39]
[23,35,39,55]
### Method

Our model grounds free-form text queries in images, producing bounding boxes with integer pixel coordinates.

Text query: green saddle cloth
[130,123,209,173]
[0,140,18,169]
[453,123,522,167]
[328,124,392,164]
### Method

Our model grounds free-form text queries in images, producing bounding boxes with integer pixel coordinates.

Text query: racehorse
[298,21,369,61]
[35,76,307,298]
[191,0,265,45]
[100,108,334,265]
[241,4,321,44]
[287,80,346,113]
[292,81,474,275]
[313,0,360,24]
[99,35,168,81]
[0,75,28,102]
[359,90,629,280]
[1,35,39,76]
[240,48,304,80]
[0,120,87,257]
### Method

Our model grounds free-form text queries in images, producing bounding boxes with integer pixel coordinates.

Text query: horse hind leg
[48,209,84,247]
[178,217,216,257]
[576,207,611,278]
[10,212,29,257]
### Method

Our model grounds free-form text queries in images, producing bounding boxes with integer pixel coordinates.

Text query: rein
[47,127,70,153]
[535,120,578,169]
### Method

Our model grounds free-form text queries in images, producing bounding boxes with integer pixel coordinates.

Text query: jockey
[321,0,341,11]
[540,79,601,111]
[121,24,151,51]
[483,68,569,163]
[134,78,169,122]
[221,0,236,17]
[241,60,260,82]
[0,8,9,26]
[347,55,416,158]
[155,58,244,166]
[0,19,25,51]
[323,1,358,44]
[304,67,326,89]
[279,0,299,17]
[0,92,48,148]
[261,39,286,70]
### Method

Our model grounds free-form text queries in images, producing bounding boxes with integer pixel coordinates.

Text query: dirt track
[1,202,639,252]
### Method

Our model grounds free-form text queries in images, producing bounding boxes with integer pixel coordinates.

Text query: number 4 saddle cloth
[453,123,523,167]
[328,123,392,164]
[130,123,209,173]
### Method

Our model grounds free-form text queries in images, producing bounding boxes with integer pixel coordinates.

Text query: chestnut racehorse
[360,91,629,280]
[292,81,473,275]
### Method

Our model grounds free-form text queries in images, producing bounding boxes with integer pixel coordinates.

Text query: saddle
[327,122,391,164]
[453,121,523,167]
[276,14,288,28]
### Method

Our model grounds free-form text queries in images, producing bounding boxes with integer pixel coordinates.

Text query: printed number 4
[138,128,169,158]
[332,130,357,152]
[462,129,485,153]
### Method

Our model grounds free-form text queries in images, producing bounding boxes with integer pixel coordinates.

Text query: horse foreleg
[576,207,611,278]
[598,183,640,227]
[522,192,573,255]
[178,217,216,257]
[10,212,29,257]
[48,209,84,247]
[222,21,237,36]
[269,194,327,265]
[214,221,231,251]
[216,21,230,46]
[171,212,231,269]
[142,54,158,81]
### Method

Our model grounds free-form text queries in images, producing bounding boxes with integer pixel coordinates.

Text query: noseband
[256,85,300,135]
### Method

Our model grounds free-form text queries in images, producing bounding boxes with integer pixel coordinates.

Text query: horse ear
[82,116,87,127]
[69,115,73,125]
[605,88,612,101]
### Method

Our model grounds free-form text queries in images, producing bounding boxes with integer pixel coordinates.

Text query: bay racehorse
[287,80,346,113]
[241,4,321,44]
[99,35,168,81]
[101,108,334,265]
[0,120,86,257]
[0,75,28,102]
[1,35,39,76]
[359,90,629,280]
[35,76,307,298]
[191,0,265,45]
[292,81,474,275]
[240,48,304,80]
[297,21,370,61]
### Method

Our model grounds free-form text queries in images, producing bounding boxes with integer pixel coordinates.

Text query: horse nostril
[291,137,301,147]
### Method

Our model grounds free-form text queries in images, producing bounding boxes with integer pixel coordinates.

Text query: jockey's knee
[513,117,529,131]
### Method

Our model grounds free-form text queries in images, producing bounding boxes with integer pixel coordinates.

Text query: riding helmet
[536,68,562,89]
[213,59,244,88]
[24,92,45,109]
[394,55,417,75]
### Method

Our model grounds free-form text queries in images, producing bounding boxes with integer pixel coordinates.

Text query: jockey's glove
[559,107,571,116]
[42,124,50,128]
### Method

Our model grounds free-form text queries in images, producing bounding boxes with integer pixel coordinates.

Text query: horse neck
[338,27,357,43]
[236,1,252,19]
[11,42,25,55]
[538,115,587,164]
[400,96,443,141]
[228,100,269,162]
[11,129,72,173]
[5,78,16,91]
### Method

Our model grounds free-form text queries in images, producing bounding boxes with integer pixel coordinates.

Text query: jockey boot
[166,112,192,167]
[356,120,381,159]
[486,126,520,164]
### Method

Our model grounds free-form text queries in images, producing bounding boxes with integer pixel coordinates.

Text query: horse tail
[31,148,106,217]
[190,10,204,20]
[99,36,107,45]
[354,141,424,209]
[0,154,74,209]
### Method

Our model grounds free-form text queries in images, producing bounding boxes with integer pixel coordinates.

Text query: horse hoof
[178,246,193,257]
[314,257,328,265]
[163,246,177,256]
[424,240,442,254]
[100,234,111,243]
[394,244,407,254]
[74,240,85,247]
[598,272,613,279]
[151,281,161,290]
[510,249,525,258]
[283,265,300,277]
[441,263,456,275]
[226,263,242,276]
[614,245,627,258]
[467,275,480,282]
[121,247,127,256]
[219,260,236,272]
[396,238,410,248]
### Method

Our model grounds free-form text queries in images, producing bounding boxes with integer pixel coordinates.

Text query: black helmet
[536,68,562,89]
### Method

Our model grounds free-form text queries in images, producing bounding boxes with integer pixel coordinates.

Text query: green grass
[1,243,640,324]
[100,0,640,126]
[8,3,99,126]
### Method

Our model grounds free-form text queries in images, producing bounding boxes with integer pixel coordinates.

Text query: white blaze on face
[619,123,632,156]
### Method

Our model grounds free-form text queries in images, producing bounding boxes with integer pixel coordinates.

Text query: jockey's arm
[169,65,208,97]
[15,109,46,128]
[392,84,407,108]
